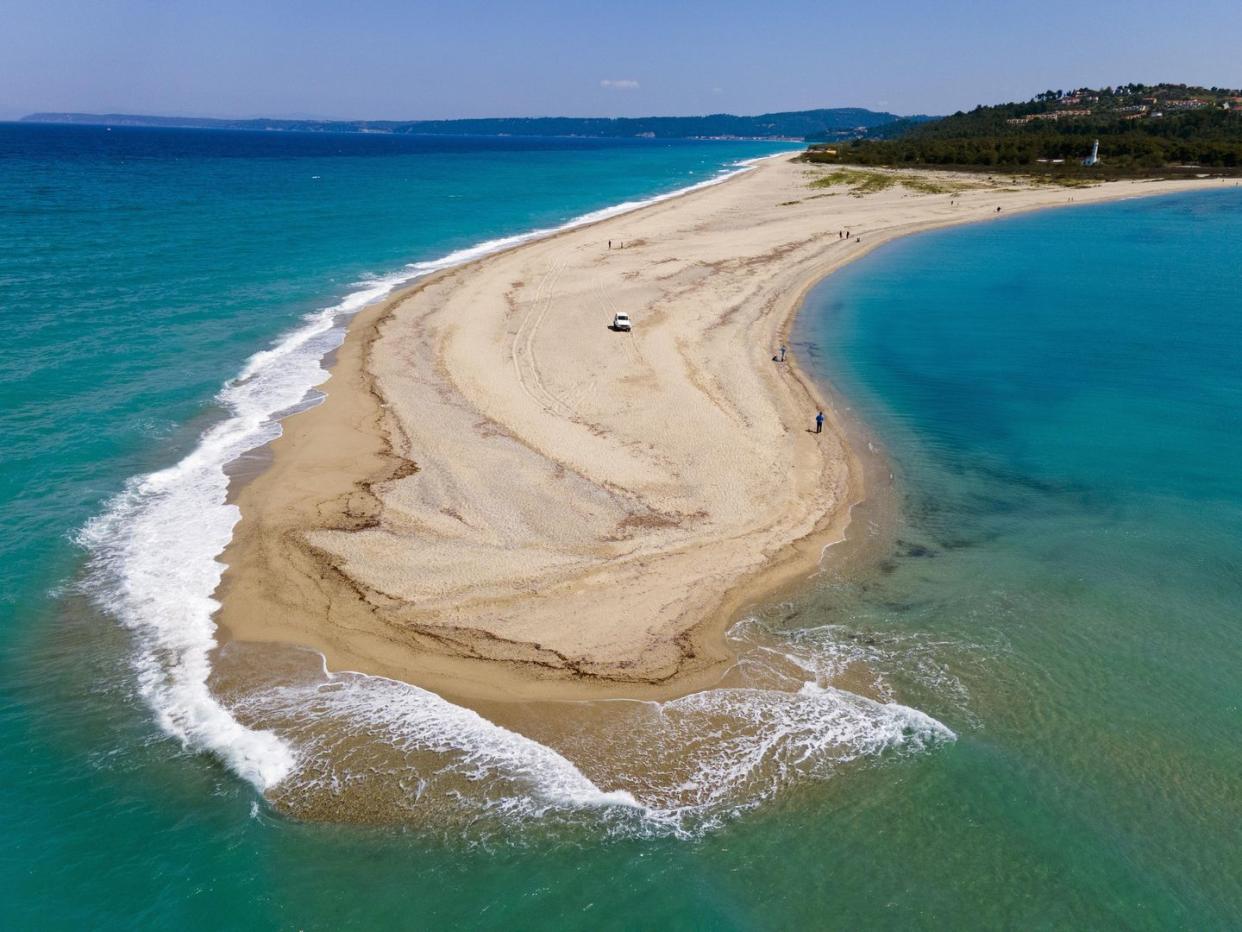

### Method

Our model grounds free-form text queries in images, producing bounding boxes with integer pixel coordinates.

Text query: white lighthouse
[1083,139,1100,166]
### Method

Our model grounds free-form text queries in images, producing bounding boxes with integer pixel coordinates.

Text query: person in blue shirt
[815,410,824,434]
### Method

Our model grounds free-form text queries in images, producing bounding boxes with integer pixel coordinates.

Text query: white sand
[218,156,1219,702]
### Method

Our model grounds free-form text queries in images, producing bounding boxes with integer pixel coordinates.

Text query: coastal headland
[216,155,1218,705]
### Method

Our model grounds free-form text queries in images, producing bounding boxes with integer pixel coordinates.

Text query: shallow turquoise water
[793,192,1242,926]
[2,124,1240,928]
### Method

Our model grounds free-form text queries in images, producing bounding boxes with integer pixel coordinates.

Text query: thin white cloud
[600,79,640,91]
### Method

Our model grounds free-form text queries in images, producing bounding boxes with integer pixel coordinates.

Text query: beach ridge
[215,156,1220,705]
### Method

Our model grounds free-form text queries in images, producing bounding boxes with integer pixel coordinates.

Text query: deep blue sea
[2,123,1240,928]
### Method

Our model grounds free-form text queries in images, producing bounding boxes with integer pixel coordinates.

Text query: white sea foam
[589,678,954,835]
[234,666,642,814]
[77,154,787,798]
[227,650,954,837]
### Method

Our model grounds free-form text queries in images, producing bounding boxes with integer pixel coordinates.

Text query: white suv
[612,313,632,332]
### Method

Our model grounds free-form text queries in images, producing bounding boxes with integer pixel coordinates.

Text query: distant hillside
[21,108,908,142]
[807,114,937,142]
[804,83,1242,177]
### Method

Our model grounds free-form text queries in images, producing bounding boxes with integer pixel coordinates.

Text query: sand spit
[217,157,1218,703]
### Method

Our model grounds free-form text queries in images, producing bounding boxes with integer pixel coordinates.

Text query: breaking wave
[215,630,954,839]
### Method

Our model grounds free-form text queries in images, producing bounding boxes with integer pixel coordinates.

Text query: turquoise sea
[2,123,1240,927]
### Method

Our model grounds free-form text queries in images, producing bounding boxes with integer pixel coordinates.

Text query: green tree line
[808,85,1242,175]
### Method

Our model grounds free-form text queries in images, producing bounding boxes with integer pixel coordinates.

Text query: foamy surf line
[232,634,953,838]
[235,656,644,814]
[74,154,788,795]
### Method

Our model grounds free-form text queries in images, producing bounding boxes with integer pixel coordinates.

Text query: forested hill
[21,108,911,141]
[805,83,1242,175]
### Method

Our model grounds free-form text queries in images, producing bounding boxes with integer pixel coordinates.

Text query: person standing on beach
[780,345,787,362]
[815,410,824,434]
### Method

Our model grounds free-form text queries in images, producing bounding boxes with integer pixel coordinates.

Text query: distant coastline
[19,107,930,142]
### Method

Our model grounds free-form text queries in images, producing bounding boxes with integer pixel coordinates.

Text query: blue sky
[3,0,1240,120]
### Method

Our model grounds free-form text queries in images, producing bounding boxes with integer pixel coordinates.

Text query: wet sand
[216,156,1218,705]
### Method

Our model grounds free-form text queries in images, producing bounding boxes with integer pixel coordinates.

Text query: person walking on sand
[780,344,787,362]
[815,410,824,434]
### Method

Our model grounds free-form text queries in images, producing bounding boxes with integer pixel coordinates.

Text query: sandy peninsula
[216,155,1217,703]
